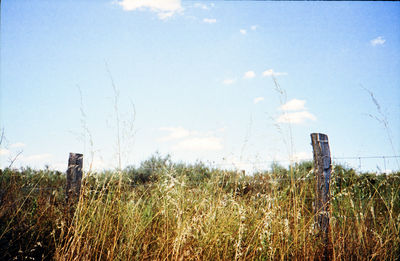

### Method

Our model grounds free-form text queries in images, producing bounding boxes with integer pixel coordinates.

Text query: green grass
[1,158,399,260]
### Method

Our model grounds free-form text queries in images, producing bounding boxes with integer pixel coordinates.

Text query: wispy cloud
[0,148,10,156]
[243,71,255,79]
[7,153,54,169]
[277,111,316,124]
[194,3,209,10]
[159,126,224,152]
[117,0,183,20]
[277,99,316,124]
[239,25,257,35]
[223,78,236,85]
[279,99,306,111]
[203,18,216,24]
[159,126,192,142]
[10,142,26,148]
[86,157,108,171]
[292,151,312,161]
[253,97,264,104]
[370,36,385,46]
[172,137,223,151]
[23,153,53,162]
[262,69,288,77]
[158,12,176,20]
[218,156,281,174]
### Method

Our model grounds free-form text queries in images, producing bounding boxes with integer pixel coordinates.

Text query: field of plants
[1,155,399,260]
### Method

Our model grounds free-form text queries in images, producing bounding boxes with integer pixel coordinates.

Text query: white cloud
[7,153,54,169]
[276,99,316,124]
[10,142,26,148]
[262,69,288,77]
[223,157,250,170]
[158,11,176,19]
[217,156,262,174]
[203,18,216,24]
[159,126,192,141]
[194,3,208,10]
[86,157,108,171]
[159,126,224,152]
[250,25,257,31]
[0,148,10,156]
[277,111,316,124]
[239,29,247,35]
[47,162,67,171]
[253,97,264,104]
[370,36,385,46]
[243,71,255,79]
[223,78,236,85]
[24,153,53,162]
[280,99,306,111]
[117,0,183,20]
[172,137,223,151]
[292,152,312,161]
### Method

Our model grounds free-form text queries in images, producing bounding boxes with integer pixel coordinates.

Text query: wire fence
[208,155,400,174]
[332,155,400,173]
[2,157,399,212]
[1,155,399,194]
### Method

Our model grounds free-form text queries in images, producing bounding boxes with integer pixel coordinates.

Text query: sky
[1,0,399,173]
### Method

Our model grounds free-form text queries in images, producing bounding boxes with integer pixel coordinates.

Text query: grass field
[1,155,399,260]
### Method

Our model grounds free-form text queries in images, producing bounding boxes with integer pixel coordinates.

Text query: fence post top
[311,133,329,142]
[69,152,83,157]
[311,133,327,137]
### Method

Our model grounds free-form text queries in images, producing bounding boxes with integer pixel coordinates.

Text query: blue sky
[1,0,399,172]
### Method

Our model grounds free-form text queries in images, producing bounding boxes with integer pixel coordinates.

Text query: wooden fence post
[311,133,332,260]
[66,153,83,206]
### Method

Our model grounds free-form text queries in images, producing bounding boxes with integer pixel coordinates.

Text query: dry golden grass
[53,166,400,261]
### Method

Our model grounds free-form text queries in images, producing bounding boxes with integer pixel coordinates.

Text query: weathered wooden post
[311,133,332,260]
[66,153,83,206]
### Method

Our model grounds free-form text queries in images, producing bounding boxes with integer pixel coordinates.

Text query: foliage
[0,167,65,260]
[0,159,399,260]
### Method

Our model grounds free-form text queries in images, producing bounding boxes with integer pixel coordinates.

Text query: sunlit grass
[1,161,399,260]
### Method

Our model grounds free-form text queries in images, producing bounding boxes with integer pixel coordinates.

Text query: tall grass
[1,160,399,260]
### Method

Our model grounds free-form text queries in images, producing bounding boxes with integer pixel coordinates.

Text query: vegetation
[1,155,399,260]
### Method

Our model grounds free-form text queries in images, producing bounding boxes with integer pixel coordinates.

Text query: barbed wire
[1,155,399,194]
[2,155,398,173]
[2,174,399,194]
[333,155,400,160]
[332,155,400,172]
